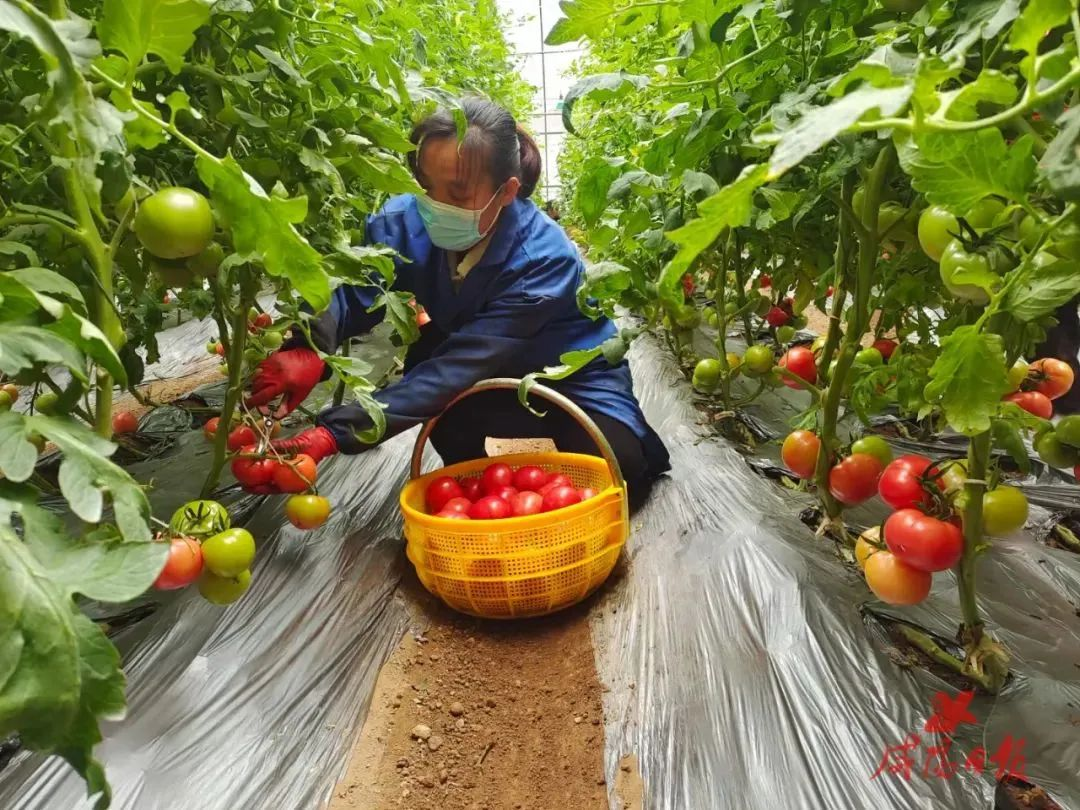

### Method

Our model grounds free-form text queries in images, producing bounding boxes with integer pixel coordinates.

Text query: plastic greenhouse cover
[594,336,1080,810]
[4,320,1080,809]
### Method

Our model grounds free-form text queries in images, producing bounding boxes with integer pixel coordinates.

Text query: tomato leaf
[896,128,1037,214]
[575,157,625,226]
[1000,256,1080,322]
[99,0,211,74]
[545,0,616,46]
[560,72,649,135]
[924,326,1010,436]
[1041,106,1080,201]
[321,355,386,444]
[196,155,331,312]
[991,418,1031,475]
[0,323,89,381]
[517,329,639,415]
[1008,0,1072,66]
[576,261,633,319]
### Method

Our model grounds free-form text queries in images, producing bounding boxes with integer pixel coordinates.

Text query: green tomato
[1035,431,1080,469]
[918,206,959,262]
[188,242,225,278]
[199,569,252,605]
[1017,215,1042,250]
[982,486,1028,536]
[939,240,997,303]
[34,392,58,415]
[1048,234,1080,260]
[877,202,914,242]
[742,345,775,377]
[964,198,1005,229]
[776,325,796,344]
[262,331,284,350]
[247,306,259,323]
[789,314,807,330]
[810,336,827,354]
[724,301,740,316]
[851,436,893,466]
[754,296,772,316]
[201,528,256,577]
[1055,415,1080,448]
[693,358,723,390]
[0,391,11,412]
[855,347,884,366]
[674,308,701,329]
[940,460,967,494]
[152,258,196,289]
[725,352,741,373]
[1006,359,1029,393]
[169,499,231,540]
[135,187,215,260]
[702,308,719,327]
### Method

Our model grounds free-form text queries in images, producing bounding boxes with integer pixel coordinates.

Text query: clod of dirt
[418,775,435,788]
[428,735,444,752]
[449,701,465,716]
[411,724,432,741]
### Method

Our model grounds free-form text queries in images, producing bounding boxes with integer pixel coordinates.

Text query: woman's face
[416,136,521,236]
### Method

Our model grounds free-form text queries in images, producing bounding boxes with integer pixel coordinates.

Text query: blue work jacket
[309,194,669,475]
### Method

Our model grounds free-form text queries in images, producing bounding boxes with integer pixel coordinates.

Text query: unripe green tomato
[776,325,796,344]
[702,308,719,327]
[754,296,772,316]
[262,331,284,350]
[742,345,774,376]
[855,347,884,366]
[964,197,1005,229]
[810,336,827,354]
[1035,432,1080,469]
[1006,359,1029,393]
[188,242,225,278]
[724,301,740,316]
[201,528,256,577]
[134,187,215,260]
[982,486,1028,536]
[850,435,892,466]
[0,391,11,411]
[199,569,252,605]
[693,358,722,389]
[35,392,58,415]
[674,308,700,329]
[1055,415,1080,448]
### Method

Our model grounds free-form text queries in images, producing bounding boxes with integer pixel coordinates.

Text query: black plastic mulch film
[2,311,1079,809]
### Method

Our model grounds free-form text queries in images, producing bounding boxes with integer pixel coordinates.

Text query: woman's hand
[245,348,325,417]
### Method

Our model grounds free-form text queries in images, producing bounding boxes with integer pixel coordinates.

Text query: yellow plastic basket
[400,379,629,619]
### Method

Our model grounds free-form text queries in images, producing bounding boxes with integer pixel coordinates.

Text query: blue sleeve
[317,255,575,453]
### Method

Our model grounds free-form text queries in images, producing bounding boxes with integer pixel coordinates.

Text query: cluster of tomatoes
[205,307,284,377]
[783,431,1032,606]
[153,500,256,605]
[425,462,598,520]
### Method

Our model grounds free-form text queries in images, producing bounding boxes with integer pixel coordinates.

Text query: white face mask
[416,185,505,251]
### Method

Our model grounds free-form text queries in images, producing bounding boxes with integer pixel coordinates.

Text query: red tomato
[538,474,573,495]
[153,537,204,590]
[510,490,544,516]
[435,509,470,520]
[1075,464,1080,479]
[481,463,514,494]
[489,485,519,502]
[884,509,963,572]
[468,496,512,520]
[272,453,317,493]
[426,476,464,513]
[828,453,883,506]
[781,430,820,479]
[765,306,790,328]
[878,455,940,510]
[579,488,598,500]
[231,446,277,488]
[459,477,483,501]
[1003,391,1053,419]
[864,551,932,605]
[826,285,835,296]
[872,339,898,360]
[759,273,772,289]
[778,346,817,389]
[442,497,473,514]
[112,411,138,434]
[542,485,583,512]
[203,416,222,441]
[682,274,696,297]
[513,465,550,492]
[227,424,256,451]
[1028,358,1074,400]
[215,342,225,357]
[254,312,273,329]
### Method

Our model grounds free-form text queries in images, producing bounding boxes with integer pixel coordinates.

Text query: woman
[246,99,669,511]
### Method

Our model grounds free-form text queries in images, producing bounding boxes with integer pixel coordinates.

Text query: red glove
[239,428,338,494]
[245,348,325,418]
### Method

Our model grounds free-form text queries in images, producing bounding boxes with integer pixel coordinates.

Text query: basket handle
[408,378,625,487]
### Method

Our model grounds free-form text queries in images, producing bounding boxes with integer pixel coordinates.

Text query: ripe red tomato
[878,455,940,510]
[435,510,470,520]
[759,273,772,289]
[864,551,932,605]
[153,537,204,590]
[203,416,222,441]
[459,477,483,500]
[481,463,514,494]
[781,430,821,479]
[510,491,544,516]
[468,496,512,520]
[285,494,331,529]
[765,306,790,328]
[1003,391,1053,419]
[112,411,138,434]
[579,488,598,500]
[253,312,273,329]
[231,446,277,488]
[872,339,898,360]
[778,346,817,389]
[426,476,464,513]
[1028,358,1074,400]
[442,497,473,514]
[884,509,963,572]
[538,474,573,495]
[542,485,583,512]
[489,485,519,502]
[272,453,317,493]
[828,453,883,505]
[513,465,550,492]
[227,424,256,451]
